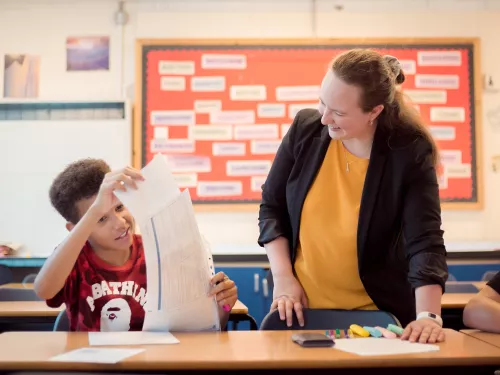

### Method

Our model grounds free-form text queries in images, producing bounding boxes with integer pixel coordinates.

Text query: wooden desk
[0,301,63,317]
[461,329,500,349]
[0,330,498,374]
[0,283,32,289]
[442,293,476,309]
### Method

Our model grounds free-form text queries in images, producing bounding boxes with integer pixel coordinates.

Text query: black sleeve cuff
[408,251,448,292]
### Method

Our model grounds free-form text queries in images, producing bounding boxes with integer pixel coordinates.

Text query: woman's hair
[331,49,439,167]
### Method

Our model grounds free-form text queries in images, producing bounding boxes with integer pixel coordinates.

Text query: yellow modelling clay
[349,324,370,337]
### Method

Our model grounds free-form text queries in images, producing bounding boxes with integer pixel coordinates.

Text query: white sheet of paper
[88,331,179,346]
[114,154,180,224]
[49,348,145,363]
[333,338,440,356]
[141,190,220,332]
[114,154,220,332]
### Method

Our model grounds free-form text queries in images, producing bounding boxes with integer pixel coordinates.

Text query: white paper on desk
[49,348,145,363]
[333,338,440,356]
[114,154,220,332]
[89,331,180,346]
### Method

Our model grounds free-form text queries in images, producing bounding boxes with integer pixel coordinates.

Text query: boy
[34,159,238,331]
[463,271,500,333]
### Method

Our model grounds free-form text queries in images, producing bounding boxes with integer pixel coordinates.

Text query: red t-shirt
[47,234,147,332]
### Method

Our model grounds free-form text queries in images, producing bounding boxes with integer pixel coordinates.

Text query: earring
[369,119,374,126]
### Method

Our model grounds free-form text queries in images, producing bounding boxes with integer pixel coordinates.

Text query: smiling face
[318,70,383,141]
[74,195,134,252]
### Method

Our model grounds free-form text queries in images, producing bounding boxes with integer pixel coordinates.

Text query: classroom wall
[1,0,500,256]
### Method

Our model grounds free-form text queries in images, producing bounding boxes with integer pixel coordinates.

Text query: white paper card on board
[150,139,195,154]
[251,140,281,155]
[230,85,266,101]
[227,160,272,176]
[418,51,462,66]
[160,76,186,91]
[151,110,195,126]
[194,100,222,114]
[191,76,225,92]
[440,150,462,165]
[173,174,198,188]
[404,90,447,104]
[154,127,169,140]
[276,86,320,101]
[210,110,255,124]
[428,126,456,141]
[201,54,247,69]
[258,103,286,118]
[445,163,472,178]
[189,125,232,141]
[159,60,195,75]
[234,124,279,140]
[288,103,317,119]
[49,348,145,364]
[251,176,267,192]
[166,155,212,173]
[281,124,291,138]
[399,60,416,75]
[88,331,179,346]
[438,173,448,190]
[212,142,246,156]
[430,107,465,122]
[333,338,440,356]
[415,75,459,89]
[197,181,243,197]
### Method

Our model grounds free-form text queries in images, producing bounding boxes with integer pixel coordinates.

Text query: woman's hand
[270,275,308,327]
[400,319,445,343]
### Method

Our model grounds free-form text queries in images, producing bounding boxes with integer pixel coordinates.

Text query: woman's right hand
[270,275,308,327]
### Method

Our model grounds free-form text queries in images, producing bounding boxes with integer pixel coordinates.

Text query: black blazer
[258,109,448,326]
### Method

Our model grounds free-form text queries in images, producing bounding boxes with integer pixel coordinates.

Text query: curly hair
[49,158,111,223]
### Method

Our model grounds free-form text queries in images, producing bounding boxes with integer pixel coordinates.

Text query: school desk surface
[461,330,500,349]
[0,330,498,374]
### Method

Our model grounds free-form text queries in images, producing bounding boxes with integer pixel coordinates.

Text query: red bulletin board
[134,39,483,210]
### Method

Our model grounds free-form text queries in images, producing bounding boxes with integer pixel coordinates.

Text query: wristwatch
[416,311,443,327]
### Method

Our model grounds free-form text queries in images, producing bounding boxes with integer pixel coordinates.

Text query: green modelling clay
[387,324,405,336]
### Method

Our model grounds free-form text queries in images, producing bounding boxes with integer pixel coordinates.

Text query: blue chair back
[260,308,400,331]
[482,271,498,282]
[445,283,479,294]
[0,265,13,286]
[0,287,43,301]
[53,309,70,331]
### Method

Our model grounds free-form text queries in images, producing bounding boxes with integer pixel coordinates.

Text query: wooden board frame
[134,38,483,212]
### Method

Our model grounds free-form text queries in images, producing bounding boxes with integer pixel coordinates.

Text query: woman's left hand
[209,272,238,313]
[400,319,445,343]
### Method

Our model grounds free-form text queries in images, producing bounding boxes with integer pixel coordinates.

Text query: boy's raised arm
[34,206,102,299]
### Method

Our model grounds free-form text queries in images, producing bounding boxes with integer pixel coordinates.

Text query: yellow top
[294,140,377,310]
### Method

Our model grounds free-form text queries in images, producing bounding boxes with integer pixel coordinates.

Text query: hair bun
[383,55,405,85]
